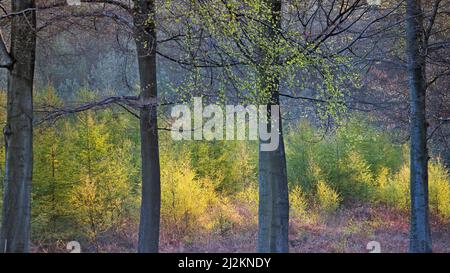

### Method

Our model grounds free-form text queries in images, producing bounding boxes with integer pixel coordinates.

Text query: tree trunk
[257,0,289,253]
[270,130,289,253]
[0,0,36,253]
[258,102,289,253]
[133,0,161,253]
[405,0,432,253]
[258,145,273,252]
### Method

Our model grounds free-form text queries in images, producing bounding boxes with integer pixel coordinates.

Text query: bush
[316,180,341,214]
[186,140,257,194]
[160,160,219,237]
[286,117,403,203]
[378,163,410,210]
[289,185,308,221]
[67,112,133,247]
[285,118,450,221]
[374,159,450,222]
[429,160,450,222]
[338,150,376,202]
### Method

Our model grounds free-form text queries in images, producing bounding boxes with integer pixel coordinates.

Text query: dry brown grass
[31,204,450,253]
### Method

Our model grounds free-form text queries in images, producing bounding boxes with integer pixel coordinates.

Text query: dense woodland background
[0,0,448,252]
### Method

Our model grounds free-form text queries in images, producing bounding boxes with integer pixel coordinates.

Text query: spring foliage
[0,89,448,251]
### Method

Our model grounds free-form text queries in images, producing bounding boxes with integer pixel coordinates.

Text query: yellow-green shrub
[289,185,308,221]
[429,161,450,221]
[377,164,410,210]
[375,160,450,222]
[161,161,219,235]
[343,151,376,201]
[316,180,341,214]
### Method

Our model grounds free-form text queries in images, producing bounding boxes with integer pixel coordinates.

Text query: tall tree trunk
[0,0,36,253]
[405,0,432,253]
[258,100,289,253]
[133,0,161,253]
[257,0,289,253]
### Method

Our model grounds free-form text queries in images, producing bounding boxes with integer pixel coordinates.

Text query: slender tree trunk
[258,0,289,253]
[405,0,432,253]
[0,0,36,253]
[133,0,161,253]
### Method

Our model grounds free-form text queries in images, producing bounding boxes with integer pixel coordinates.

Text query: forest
[0,0,448,254]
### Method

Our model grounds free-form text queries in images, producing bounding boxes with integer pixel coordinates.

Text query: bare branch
[35,95,139,124]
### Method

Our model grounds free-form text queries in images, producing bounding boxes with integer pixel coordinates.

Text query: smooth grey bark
[0,0,36,253]
[258,101,289,253]
[133,0,161,253]
[405,0,432,253]
[257,0,289,253]
[258,142,273,252]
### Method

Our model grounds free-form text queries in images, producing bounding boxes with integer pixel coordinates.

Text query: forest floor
[32,204,450,253]
[158,204,450,253]
[81,205,450,253]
